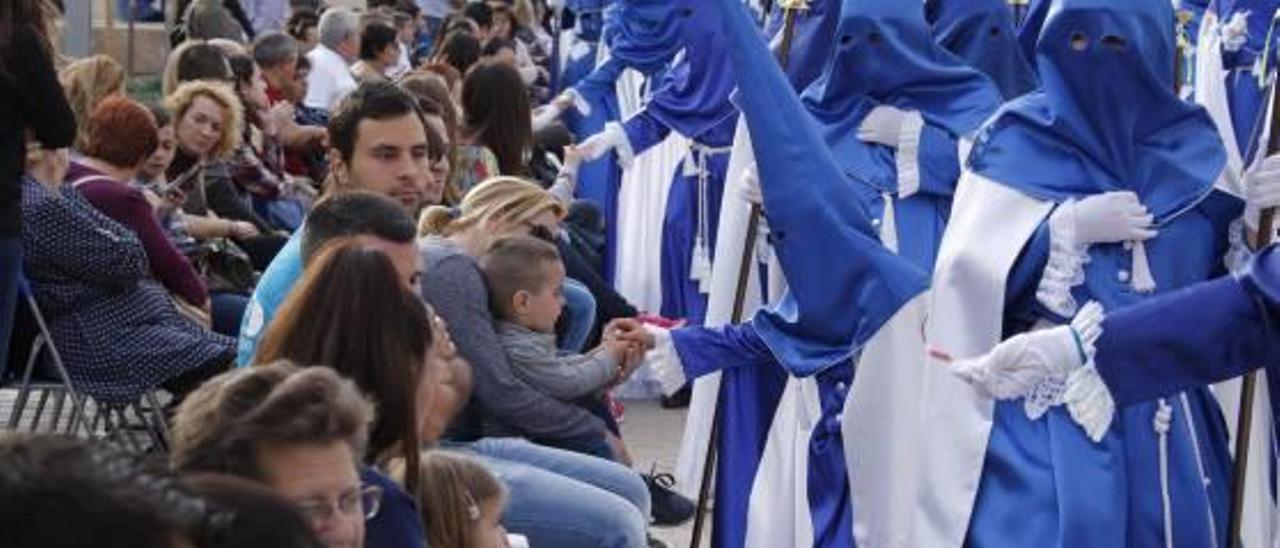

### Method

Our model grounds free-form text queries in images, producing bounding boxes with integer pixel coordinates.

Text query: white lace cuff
[606,122,635,169]
[1063,363,1115,442]
[1037,201,1089,318]
[644,325,688,397]
[895,111,925,199]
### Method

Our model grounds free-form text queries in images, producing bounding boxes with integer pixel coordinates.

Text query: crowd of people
[2,0,693,547]
[17,0,1280,547]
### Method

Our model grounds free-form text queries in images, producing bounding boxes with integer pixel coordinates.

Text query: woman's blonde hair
[59,55,125,151]
[165,80,243,160]
[390,450,505,548]
[418,176,564,238]
[511,0,538,29]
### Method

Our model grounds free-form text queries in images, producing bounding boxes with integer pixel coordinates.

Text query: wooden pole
[687,5,801,548]
[1227,66,1280,548]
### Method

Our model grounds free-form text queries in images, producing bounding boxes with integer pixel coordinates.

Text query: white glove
[1062,191,1157,246]
[736,165,762,206]
[578,123,627,162]
[556,88,591,117]
[1221,10,1250,53]
[1246,154,1280,210]
[856,105,911,148]
[950,301,1105,401]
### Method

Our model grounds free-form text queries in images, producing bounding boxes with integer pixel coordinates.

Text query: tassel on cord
[880,192,899,253]
[689,146,713,293]
[1131,239,1157,293]
[1154,399,1175,548]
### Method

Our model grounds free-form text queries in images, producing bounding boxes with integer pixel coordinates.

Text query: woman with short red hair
[69,96,244,338]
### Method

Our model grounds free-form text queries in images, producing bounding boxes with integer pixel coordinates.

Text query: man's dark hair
[0,435,206,548]
[327,81,425,164]
[359,20,399,61]
[176,42,233,84]
[436,30,481,76]
[252,31,299,69]
[300,190,418,263]
[464,2,493,29]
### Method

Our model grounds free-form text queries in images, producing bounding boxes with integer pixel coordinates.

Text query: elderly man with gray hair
[304,6,361,114]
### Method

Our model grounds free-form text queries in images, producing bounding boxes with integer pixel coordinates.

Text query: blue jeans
[210,292,249,338]
[560,277,596,352]
[448,437,650,548]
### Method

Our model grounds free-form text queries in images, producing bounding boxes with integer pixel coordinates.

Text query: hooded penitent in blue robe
[960,0,1240,545]
[668,0,930,545]
[800,0,1003,273]
[926,0,1038,99]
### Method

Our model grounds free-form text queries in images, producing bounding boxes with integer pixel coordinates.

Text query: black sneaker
[645,470,696,527]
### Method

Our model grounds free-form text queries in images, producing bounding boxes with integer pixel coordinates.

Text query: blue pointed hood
[800,0,1003,193]
[927,0,1038,99]
[606,0,739,140]
[1017,0,1052,68]
[713,0,930,375]
[970,0,1226,222]
[764,0,843,91]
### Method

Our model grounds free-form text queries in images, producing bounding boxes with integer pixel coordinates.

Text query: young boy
[482,235,644,403]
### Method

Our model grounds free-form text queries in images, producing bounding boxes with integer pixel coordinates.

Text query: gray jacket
[419,237,606,441]
[497,321,618,401]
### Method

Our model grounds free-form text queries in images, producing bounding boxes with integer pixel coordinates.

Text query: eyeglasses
[295,484,383,527]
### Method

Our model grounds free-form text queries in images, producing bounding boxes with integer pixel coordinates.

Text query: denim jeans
[559,277,596,353]
[446,437,650,548]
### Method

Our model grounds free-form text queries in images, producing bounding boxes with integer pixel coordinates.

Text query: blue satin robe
[967,190,1241,547]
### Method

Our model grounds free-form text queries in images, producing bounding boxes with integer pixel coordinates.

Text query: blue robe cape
[964,0,1237,545]
[926,0,1039,99]
[800,0,1003,272]
[671,0,929,545]
[1211,0,1280,164]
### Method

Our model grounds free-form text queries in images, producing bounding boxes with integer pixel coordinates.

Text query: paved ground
[619,398,707,548]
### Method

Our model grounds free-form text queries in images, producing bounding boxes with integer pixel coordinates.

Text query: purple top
[67,162,210,306]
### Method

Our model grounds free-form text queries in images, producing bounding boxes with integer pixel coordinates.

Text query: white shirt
[389,43,412,80]
[304,45,358,113]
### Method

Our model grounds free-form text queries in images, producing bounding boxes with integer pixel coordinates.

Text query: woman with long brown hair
[253,237,438,548]
[457,62,532,192]
[0,0,75,367]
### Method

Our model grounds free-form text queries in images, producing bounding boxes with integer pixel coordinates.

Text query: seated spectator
[182,473,325,548]
[488,6,545,89]
[0,434,205,548]
[481,235,646,459]
[20,156,233,406]
[163,41,235,98]
[253,31,328,176]
[385,6,417,79]
[170,362,382,548]
[507,0,552,69]
[433,30,482,81]
[305,7,361,114]
[458,62,532,191]
[351,21,399,84]
[71,96,248,337]
[394,75,453,205]
[418,177,664,546]
[287,8,320,54]
[227,53,311,232]
[57,55,125,152]
[393,450,514,548]
[183,0,248,42]
[236,192,421,365]
[166,80,289,271]
[253,238,436,547]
